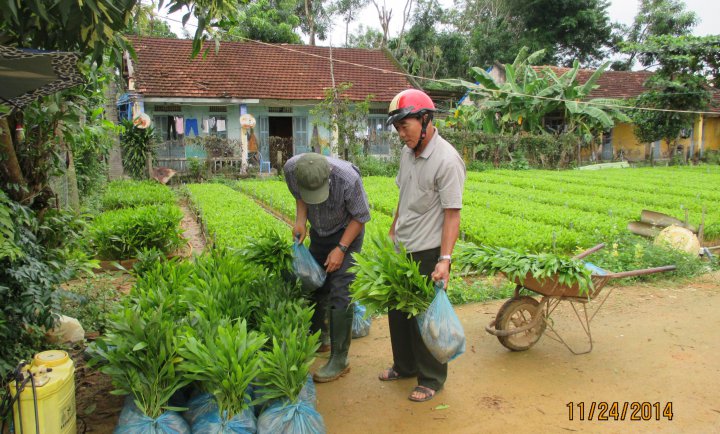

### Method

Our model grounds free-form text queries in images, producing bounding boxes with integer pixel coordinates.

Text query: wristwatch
[438,255,452,263]
[338,243,349,253]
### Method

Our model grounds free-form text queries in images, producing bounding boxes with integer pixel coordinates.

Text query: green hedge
[90,204,184,260]
[101,180,176,211]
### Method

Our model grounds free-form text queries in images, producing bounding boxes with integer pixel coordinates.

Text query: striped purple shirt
[284,155,371,237]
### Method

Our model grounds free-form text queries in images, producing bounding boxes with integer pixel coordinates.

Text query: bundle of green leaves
[90,304,190,419]
[178,318,267,419]
[349,234,435,317]
[455,243,594,295]
[90,204,184,260]
[101,180,176,211]
[239,230,293,277]
[255,328,319,404]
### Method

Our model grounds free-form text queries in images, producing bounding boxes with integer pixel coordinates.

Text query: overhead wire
[146,9,719,117]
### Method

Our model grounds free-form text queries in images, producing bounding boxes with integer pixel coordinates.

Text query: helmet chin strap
[415,113,432,149]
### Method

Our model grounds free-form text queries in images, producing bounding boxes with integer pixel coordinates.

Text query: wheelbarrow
[485,243,676,355]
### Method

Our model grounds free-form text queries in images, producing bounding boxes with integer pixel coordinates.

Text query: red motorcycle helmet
[386,88,436,127]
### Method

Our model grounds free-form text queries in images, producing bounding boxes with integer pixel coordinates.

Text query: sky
[162,0,719,45]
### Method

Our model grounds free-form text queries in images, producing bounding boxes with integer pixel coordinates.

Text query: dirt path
[315,271,720,434]
[179,200,207,254]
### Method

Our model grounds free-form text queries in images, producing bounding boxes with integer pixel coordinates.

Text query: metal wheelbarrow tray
[485,243,676,354]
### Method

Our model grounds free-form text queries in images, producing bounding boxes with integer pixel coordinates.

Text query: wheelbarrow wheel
[496,296,546,351]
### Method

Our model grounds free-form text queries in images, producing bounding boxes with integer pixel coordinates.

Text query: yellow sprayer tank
[9,350,76,434]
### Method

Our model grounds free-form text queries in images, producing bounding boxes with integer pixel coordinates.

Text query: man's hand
[324,247,345,273]
[293,224,307,244]
[431,260,450,289]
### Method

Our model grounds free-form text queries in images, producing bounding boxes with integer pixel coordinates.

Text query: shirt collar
[417,129,438,159]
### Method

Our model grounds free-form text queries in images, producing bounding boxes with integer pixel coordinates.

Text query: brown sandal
[408,385,436,402]
[378,368,406,381]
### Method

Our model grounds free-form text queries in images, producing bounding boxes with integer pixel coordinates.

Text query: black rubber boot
[313,306,353,383]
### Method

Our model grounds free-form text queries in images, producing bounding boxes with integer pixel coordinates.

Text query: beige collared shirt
[395,130,466,252]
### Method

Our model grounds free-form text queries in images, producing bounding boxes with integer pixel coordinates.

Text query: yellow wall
[610,116,720,160]
[702,116,720,152]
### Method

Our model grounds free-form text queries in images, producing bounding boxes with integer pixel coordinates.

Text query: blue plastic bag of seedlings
[297,374,317,407]
[351,303,371,338]
[183,393,218,426]
[254,375,316,417]
[257,400,326,434]
[291,240,326,290]
[191,402,257,433]
[115,396,190,434]
[418,282,466,364]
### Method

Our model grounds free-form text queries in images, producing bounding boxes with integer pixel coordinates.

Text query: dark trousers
[388,246,447,391]
[308,227,364,333]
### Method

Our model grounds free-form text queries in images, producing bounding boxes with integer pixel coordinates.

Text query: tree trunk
[104,80,124,180]
[0,117,28,202]
[305,0,316,46]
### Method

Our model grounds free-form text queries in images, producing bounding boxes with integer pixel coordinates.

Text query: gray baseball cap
[296,153,330,204]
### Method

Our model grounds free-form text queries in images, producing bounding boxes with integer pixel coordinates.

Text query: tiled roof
[127,36,414,102]
[530,66,654,99]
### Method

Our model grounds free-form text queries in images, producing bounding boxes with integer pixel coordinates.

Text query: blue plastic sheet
[418,285,466,364]
[256,400,325,434]
[292,241,326,290]
[351,303,371,338]
[114,397,190,434]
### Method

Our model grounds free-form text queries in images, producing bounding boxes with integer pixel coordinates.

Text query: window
[268,107,293,113]
[367,117,391,155]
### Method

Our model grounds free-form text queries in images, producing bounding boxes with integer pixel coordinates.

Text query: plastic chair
[258,153,271,173]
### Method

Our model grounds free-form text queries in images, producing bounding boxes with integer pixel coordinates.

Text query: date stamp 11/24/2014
[567,402,673,421]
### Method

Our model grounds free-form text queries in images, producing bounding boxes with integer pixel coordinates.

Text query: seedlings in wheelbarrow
[455,244,594,296]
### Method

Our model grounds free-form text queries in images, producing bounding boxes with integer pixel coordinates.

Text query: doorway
[269,116,293,168]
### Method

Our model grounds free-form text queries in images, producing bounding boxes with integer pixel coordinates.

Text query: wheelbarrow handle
[572,243,606,260]
[607,265,676,279]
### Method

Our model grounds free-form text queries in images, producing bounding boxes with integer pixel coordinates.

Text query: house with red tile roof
[120,36,416,170]
[482,64,720,162]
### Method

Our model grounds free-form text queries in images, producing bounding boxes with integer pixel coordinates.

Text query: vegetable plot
[185,183,289,249]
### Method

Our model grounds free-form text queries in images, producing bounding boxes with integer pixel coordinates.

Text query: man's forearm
[340,219,365,247]
[440,209,461,257]
[295,199,308,227]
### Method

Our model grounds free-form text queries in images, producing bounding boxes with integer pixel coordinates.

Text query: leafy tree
[126,2,178,38]
[347,25,384,49]
[331,0,371,46]
[221,0,302,43]
[297,0,332,45]
[614,0,697,70]
[396,0,468,79]
[629,35,719,156]
[450,0,520,69]
[311,83,372,160]
[505,0,613,66]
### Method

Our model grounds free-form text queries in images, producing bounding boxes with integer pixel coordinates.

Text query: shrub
[90,204,184,260]
[120,119,157,180]
[589,234,711,282]
[0,194,74,377]
[101,180,176,210]
[354,155,399,177]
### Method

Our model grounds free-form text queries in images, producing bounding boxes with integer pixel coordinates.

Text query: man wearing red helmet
[379,88,466,402]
